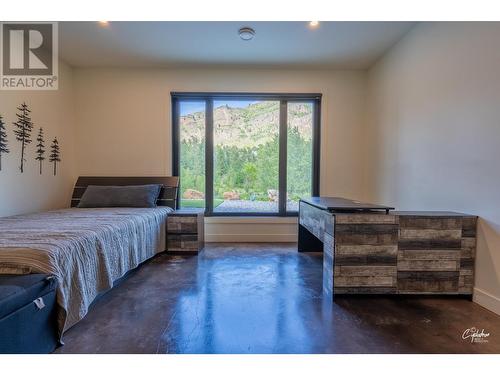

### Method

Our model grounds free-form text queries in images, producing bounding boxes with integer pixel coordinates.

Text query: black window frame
[172,92,321,217]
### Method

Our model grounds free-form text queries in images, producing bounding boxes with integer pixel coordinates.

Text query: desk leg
[298,224,324,252]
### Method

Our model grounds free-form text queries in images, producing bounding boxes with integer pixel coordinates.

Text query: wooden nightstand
[167,209,205,254]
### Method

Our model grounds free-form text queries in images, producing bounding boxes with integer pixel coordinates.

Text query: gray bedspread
[0,207,171,336]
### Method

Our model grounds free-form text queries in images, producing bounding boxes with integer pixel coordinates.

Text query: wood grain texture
[459,230,476,293]
[336,224,399,235]
[333,287,397,294]
[462,217,477,237]
[398,239,462,250]
[335,255,397,266]
[334,214,398,225]
[397,216,465,293]
[398,216,462,230]
[397,271,459,293]
[335,276,396,287]
[167,217,198,234]
[334,266,397,277]
[336,233,399,246]
[300,202,477,296]
[336,245,398,256]
[166,210,204,254]
[397,260,460,271]
[299,201,334,241]
[333,213,398,293]
[167,234,200,251]
[399,229,462,240]
[459,268,474,294]
[322,233,335,295]
[398,250,460,260]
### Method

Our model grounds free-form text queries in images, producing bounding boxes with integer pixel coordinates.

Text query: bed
[0,176,179,338]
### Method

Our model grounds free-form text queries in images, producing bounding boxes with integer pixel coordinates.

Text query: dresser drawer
[167,216,198,233]
[167,234,201,252]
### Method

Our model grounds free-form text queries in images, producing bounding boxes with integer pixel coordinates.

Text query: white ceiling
[59,21,416,69]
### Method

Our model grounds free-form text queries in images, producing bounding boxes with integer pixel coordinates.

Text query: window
[172,93,321,216]
[287,102,314,212]
[178,101,206,208]
[213,99,280,214]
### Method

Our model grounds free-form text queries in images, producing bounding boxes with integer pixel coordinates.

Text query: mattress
[0,207,171,337]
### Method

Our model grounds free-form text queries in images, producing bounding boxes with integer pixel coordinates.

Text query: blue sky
[180,100,258,115]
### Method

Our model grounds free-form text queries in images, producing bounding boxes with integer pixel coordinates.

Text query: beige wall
[73,67,368,242]
[366,22,500,314]
[0,62,77,217]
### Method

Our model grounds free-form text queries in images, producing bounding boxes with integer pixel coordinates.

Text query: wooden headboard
[71,176,180,209]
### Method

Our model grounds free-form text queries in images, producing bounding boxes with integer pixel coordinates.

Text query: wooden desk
[298,198,476,297]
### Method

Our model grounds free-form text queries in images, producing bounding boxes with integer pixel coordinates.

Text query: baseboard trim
[205,216,297,224]
[205,233,297,243]
[473,287,500,316]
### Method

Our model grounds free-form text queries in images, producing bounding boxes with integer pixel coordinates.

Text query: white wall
[73,67,368,242]
[0,62,77,217]
[366,22,500,314]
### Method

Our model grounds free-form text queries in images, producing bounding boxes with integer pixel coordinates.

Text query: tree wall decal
[35,127,46,174]
[49,137,61,176]
[13,103,34,173]
[0,114,9,171]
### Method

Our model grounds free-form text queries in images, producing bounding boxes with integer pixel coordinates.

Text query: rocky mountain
[180,101,312,147]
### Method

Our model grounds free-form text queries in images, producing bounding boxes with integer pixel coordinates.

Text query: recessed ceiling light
[309,21,320,28]
[238,27,255,41]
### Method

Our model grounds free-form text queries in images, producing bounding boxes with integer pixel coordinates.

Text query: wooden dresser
[298,198,477,297]
[167,209,205,254]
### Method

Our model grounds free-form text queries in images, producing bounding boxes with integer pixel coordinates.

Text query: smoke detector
[239,27,255,41]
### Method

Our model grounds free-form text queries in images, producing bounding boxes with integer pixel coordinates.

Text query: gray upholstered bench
[0,274,58,353]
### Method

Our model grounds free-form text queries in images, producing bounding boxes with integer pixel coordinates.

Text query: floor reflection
[166,246,324,353]
[57,243,500,354]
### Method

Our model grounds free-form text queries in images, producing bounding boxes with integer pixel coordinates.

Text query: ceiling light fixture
[98,21,110,27]
[238,27,255,41]
[309,21,320,28]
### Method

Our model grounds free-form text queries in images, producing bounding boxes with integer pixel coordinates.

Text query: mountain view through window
[176,95,318,215]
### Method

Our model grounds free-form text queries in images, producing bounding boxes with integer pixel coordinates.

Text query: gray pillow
[78,184,162,208]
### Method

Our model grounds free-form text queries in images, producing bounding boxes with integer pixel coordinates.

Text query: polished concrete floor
[56,243,500,354]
